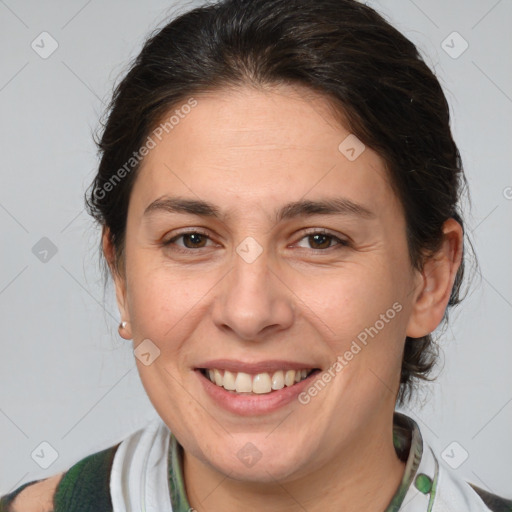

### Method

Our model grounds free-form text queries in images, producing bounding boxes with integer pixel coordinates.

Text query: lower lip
[195,370,320,416]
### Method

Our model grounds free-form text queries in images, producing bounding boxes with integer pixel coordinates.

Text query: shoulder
[1,419,169,512]
[2,472,64,512]
[0,444,119,512]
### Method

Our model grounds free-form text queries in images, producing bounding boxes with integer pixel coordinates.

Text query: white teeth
[284,370,296,387]
[271,370,285,390]
[205,368,313,394]
[223,370,236,390]
[235,372,253,393]
[253,373,272,394]
[214,369,223,387]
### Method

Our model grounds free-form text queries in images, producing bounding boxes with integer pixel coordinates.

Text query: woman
[1,0,510,510]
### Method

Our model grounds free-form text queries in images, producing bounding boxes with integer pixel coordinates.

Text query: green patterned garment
[1,413,510,511]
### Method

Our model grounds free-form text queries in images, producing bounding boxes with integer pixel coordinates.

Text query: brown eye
[308,233,333,249]
[163,231,213,250]
[294,230,349,251]
[180,233,208,248]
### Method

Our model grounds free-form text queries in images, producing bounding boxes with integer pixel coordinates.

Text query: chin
[195,433,316,483]
[213,454,307,483]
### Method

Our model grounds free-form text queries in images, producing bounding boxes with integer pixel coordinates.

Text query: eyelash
[162,228,350,253]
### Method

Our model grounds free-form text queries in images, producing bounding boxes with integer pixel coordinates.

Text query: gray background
[1,0,511,498]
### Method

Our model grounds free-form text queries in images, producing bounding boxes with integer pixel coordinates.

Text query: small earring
[119,321,128,337]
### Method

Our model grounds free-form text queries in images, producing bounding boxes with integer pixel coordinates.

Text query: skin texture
[104,84,463,512]
[10,472,64,512]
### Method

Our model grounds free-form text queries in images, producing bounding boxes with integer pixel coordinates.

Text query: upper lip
[196,359,319,374]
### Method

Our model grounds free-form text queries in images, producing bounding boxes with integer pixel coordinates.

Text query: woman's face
[110,84,427,481]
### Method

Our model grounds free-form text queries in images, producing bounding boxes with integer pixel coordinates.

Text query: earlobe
[406,219,463,339]
[102,227,132,339]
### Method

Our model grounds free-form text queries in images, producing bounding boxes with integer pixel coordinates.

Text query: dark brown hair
[86,0,469,405]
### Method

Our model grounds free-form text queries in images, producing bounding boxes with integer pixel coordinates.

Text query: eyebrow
[143,196,375,222]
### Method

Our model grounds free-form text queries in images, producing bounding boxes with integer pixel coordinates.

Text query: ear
[102,227,132,339]
[406,218,464,338]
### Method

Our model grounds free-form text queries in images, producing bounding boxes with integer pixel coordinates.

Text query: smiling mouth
[198,368,321,395]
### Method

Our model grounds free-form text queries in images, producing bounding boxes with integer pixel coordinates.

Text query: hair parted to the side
[85,0,471,405]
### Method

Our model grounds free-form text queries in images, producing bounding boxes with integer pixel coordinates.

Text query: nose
[211,250,295,341]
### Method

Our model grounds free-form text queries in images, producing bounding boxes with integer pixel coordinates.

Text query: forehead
[130,84,399,219]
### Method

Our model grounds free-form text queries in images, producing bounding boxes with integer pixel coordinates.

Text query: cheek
[292,262,404,340]
[289,259,409,395]
[124,259,218,353]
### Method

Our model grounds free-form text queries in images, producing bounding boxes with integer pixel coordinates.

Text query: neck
[182,417,406,512]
